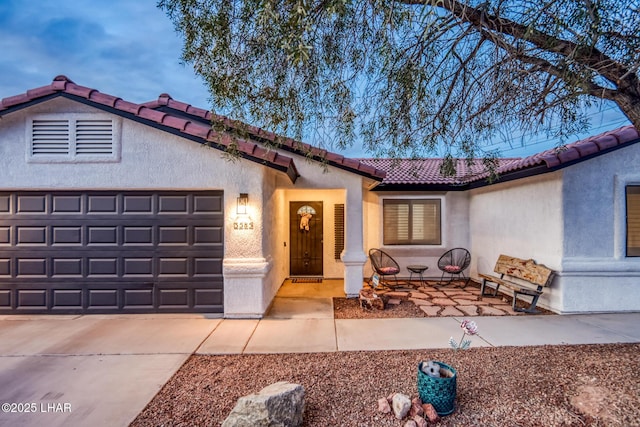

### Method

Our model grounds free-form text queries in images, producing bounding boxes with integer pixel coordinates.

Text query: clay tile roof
[114,99,143,115]
[359,158,512,185]
[26,86,57,99]
[497,125,639,175]
[142,94,386,181]
[0,93,31,109]
[162,115,190,131]
[90,92,121,108]
[51,75,72,90]
[362,125,640,188]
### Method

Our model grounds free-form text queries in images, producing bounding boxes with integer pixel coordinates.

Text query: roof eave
[372,183,470,191]
[147,104,386,182]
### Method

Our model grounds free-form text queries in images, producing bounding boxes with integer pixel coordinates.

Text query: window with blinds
[627,186,640,256]
[383,199,441,245]
[29,115,118,162]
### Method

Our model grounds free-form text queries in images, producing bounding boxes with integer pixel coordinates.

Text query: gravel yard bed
[334,297,428,319]
[132,344,640,426]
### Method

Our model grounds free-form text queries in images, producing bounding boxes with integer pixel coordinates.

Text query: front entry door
[290,201,323,276]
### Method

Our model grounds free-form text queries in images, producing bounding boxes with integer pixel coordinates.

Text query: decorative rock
[403,420,418,427]
[359,288,384,310]
[222,381,305,427]
[422,403,440,423]
[392,393,412,420]
[387,298,401,305]
[413,415,429,427]
[420,361,441,378]
[409,397,424,417]
[409,402,424,417]
[377,397,391,414]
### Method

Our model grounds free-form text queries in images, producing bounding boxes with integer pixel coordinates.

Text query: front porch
[270,278,553,318]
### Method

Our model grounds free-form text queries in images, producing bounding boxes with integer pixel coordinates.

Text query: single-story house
[0,76,638,316]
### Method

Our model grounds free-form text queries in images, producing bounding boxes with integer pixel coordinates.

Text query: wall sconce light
[237,193,248,215]
[234,193,253,230]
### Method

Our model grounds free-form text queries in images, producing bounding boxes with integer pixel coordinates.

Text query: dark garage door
[0,191,224,314]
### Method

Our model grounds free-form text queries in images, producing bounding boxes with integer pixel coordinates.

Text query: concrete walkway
[197,297,640,354]
[0,287,638,426]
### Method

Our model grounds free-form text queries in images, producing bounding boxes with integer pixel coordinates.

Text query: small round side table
[407,265,428,285]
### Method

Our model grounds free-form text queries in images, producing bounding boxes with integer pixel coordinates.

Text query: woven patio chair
[368,248,401,288]
[438,248,471,287]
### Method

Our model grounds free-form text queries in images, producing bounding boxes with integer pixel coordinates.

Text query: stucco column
[341,183,367,297]
[223,257,272,318]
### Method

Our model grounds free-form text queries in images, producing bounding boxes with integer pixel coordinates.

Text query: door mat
[291,278,323,283]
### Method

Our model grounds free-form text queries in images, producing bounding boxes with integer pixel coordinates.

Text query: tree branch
[400,0,633,87]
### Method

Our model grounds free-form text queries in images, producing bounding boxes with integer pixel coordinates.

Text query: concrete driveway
[0,314,221,427]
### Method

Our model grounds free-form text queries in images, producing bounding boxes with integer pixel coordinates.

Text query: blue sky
[0,1,209,107]
[0,0,631,158]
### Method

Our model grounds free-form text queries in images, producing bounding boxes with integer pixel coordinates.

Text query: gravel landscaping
[131,280,636,426]
[132,344,640,426]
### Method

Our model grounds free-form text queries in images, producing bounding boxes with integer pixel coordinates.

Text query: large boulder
[222,382,305,427]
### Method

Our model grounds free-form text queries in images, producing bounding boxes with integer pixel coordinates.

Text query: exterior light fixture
[234,193,253,230]
[237,193,248,215]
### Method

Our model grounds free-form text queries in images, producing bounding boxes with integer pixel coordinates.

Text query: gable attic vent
[75,119,113,155]
[31,119,70,155]
[29,115,119,162]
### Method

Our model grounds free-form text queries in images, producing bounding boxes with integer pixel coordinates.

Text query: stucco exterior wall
[558,143,640,313]
[363,190,470,278]
[469,173,564,312]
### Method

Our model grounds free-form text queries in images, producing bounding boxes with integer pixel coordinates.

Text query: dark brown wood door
[290,201,323,276]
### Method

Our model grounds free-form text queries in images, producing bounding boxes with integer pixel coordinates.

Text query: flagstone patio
[277,278,554,318]
[367,280,552,316]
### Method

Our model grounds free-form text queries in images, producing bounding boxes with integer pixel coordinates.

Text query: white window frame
[380,195,445,247]
[27,114,121,163]
[613,174,640,259]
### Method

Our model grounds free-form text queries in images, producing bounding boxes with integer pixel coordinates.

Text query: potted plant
[417,319,478,416]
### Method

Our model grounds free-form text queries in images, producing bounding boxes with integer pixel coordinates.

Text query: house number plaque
[234,220,254,230]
